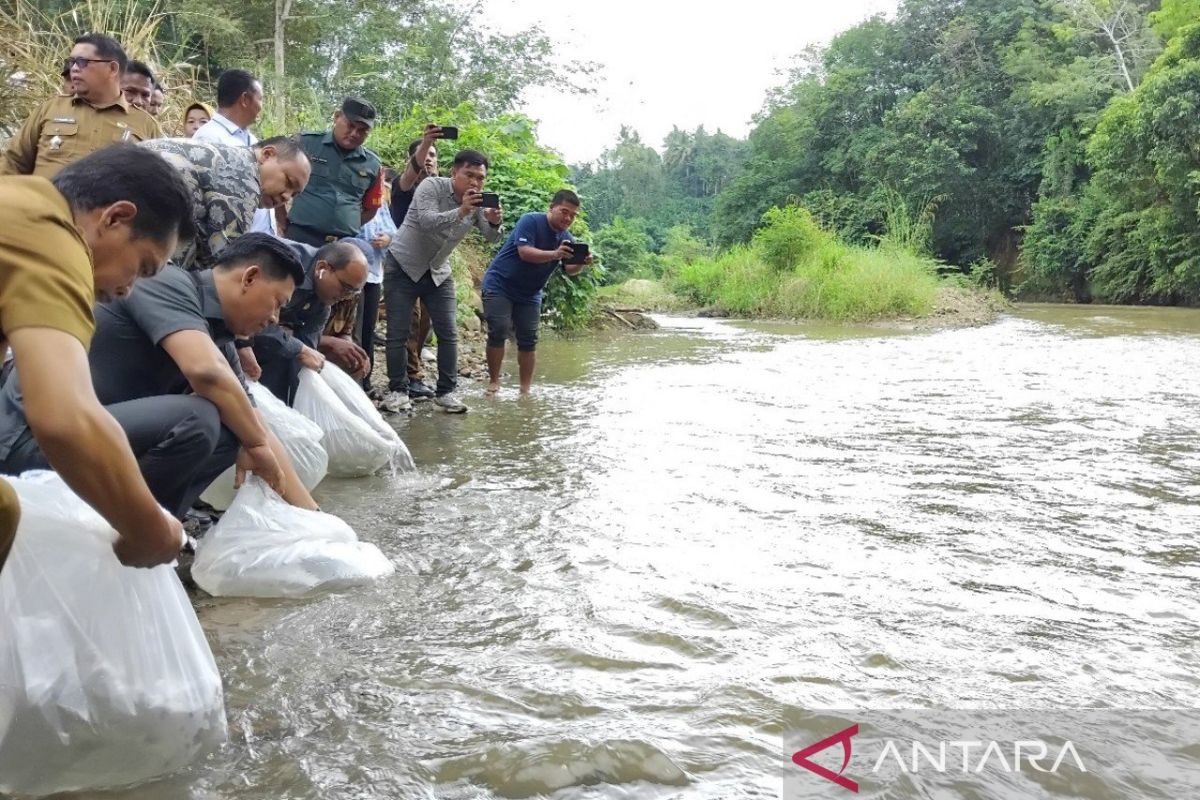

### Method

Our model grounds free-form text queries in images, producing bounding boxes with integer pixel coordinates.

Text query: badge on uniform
[48,135,63,151]
[51,117,75,124]
[358,170,368,177]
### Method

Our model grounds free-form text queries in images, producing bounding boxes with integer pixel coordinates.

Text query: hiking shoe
[381,390,412,413]
[434,392,468,413]
[407,378,435,399]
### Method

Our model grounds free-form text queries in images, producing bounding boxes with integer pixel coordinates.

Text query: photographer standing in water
[481,190,592,396]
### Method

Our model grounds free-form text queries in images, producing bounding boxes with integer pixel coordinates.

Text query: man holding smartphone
[481,190,592,395]
[383,150,503,413]
[381,124,446,412]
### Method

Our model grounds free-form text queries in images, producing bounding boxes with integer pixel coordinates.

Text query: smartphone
[479,192,500,208]
[438,125,459,140]
[564,242,589,265]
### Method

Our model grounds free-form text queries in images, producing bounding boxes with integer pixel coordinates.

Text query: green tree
[593,217,656,281]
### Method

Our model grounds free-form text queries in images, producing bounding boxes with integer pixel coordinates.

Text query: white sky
[469,0,898,165]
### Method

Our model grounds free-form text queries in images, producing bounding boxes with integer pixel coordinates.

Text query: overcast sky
[468,0,898,165]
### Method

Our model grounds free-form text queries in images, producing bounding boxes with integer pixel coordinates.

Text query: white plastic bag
[200,380,329,510]
[318,364,415,472]
[293,365,412,477]
[191,477,395,598]
[0,472,227,797]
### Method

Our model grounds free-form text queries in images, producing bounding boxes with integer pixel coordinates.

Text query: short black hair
[254,135,303,162]
[407,138,424,157]
[552,189,581,207]
[125,59,154,83]
[213,233,305,285]
[216,69,259,109]
[74,33,127,73]
[316,241,365,271]
[52,144,195,245]
[452,149,489,170]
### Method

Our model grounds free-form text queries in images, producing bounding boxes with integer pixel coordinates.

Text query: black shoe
[407,378,435,399]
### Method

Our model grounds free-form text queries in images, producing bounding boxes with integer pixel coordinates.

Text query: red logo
[792,724,860,793]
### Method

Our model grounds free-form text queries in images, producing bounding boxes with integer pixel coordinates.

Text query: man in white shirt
[193,69,276,235]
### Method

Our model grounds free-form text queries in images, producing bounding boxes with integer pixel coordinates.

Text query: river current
[90,304,1200,799]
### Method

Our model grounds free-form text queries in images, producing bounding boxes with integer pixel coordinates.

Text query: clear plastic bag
[0,472,227,797]
[191,477,395,598]
[293,366,412,477]
[200,381,329,511]
[318,364,415,472]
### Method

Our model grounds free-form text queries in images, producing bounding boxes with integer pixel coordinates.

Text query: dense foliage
[577,0,1200,307]
[670,204,940,321]
[8,0,1200,311]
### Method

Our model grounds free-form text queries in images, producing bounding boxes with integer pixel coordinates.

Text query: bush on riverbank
[669,206,940,321]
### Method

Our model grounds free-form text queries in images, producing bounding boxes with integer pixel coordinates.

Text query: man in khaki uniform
[0,33,159,179]
[0,144,193,572]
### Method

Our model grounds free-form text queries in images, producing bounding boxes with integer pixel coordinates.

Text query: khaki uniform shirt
[0,93,160,179]
[0,175,97,557]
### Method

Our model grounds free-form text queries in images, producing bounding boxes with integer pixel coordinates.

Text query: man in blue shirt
[481,190,592,395]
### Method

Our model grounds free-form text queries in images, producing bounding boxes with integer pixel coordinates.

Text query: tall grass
[671,204,940,322]
[0,0,210,135]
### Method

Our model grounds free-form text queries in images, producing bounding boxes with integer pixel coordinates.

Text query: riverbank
[361,269,1006,405]
[596,279,1006,332]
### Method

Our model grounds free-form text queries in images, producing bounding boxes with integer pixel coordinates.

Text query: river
[93,304,1200,799]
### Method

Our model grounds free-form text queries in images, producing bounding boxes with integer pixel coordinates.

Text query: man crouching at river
[482,190,592,395]
[0,233,320,530]
[0,144,195,572]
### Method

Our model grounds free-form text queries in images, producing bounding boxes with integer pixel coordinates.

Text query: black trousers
[356,281,382,390]
[257,352,302,406]
[0,395,240,519]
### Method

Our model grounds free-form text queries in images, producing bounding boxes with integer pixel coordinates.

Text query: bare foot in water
[485,382,500,397]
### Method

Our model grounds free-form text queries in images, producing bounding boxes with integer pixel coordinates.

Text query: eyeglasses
[63,56,115,72]
[334,274,362,297]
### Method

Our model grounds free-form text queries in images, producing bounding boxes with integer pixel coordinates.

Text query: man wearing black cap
[279,97,384,248]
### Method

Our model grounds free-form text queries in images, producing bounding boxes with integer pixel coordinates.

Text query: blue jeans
[383,255,458,396]
[483,292,541,352]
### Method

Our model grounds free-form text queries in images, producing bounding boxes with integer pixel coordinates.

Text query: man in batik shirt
[139,137,311,270]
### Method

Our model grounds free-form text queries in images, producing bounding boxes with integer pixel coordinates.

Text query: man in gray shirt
[383,149,503,413]
[0,235,319,518]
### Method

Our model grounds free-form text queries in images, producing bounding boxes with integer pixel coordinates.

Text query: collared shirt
[252,242,331,365]
[0,93,160,178]
[0,176,97,464]
[323,297,358,338]
[0,266,243,464]
[192,115,277,236]
[88,266,245,405]
[192,113,256,147]
[139,138,262,271]
[356,206,397,284]
[287,131,383,238]
[482,212,574,305]
[0,177,95,358]
[387,176,504,286]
